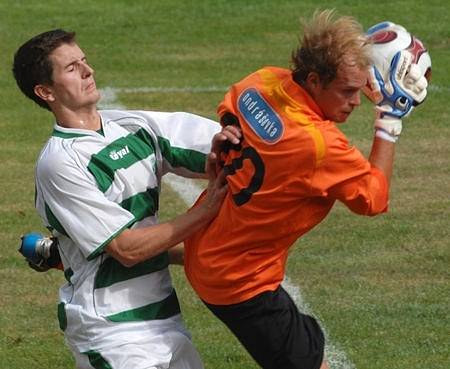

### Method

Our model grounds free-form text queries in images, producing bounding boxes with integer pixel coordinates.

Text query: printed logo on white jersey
[109,145,130,160]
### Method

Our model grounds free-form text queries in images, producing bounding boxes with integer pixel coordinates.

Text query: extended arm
[368,137,395,187]
[107,145,232,267]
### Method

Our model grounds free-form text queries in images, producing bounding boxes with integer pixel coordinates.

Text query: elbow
[368,201,389,216]
[106,239,140,268]
[363,206,388,217]
[346,196,389,216]
[360,203,389,216]
[114,253,139,268]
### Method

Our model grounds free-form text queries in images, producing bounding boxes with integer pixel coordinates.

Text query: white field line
[428,84,450,92]
[99,86,229,110]
[99,84,449,110]
[99,85,385,369]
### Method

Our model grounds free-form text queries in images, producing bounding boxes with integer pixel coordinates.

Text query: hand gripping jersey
[185,67,389,305]
[35,110,219,353]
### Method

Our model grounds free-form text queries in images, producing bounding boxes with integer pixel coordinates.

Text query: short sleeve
[129,111,221,177]
[35,151,135,260]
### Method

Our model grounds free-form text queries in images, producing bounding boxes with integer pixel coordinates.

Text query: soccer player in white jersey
[13,29,239,369]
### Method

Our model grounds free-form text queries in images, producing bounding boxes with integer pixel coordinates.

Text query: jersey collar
[52,115,106,139]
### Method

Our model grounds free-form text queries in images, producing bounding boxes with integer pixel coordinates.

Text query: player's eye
[344,88,357,96]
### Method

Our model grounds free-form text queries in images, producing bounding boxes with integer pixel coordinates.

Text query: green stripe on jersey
[95,252,169,289]
[88,128,156,193]
[45,203,69,237]
[52,129,89,139]
[84,351,113,369]
[120,187,159,222]
[64,268,74,283]
[106,289,180,322]
[87,218,136,261]
[157,136,206,173]
[57,302,67,331]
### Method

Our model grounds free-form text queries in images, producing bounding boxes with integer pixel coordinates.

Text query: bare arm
[368,136,395,187]
[168,243,185,265]
[106,152,227,267]
[106,205,213,267]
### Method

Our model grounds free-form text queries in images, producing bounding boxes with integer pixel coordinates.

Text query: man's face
[312,62,367,123]
[46,42,100,111]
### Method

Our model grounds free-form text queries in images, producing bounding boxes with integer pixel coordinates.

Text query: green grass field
[1,1,449,368]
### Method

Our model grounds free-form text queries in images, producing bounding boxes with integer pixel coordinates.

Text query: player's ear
[304,72,322,96]
[34,84,56,103]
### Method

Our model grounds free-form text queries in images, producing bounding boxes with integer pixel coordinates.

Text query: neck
[54,105,100,130]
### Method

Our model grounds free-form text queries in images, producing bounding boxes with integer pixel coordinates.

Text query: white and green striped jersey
[34,110,220,352]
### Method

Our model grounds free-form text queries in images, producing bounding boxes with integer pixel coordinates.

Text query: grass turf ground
[1,1,449,368]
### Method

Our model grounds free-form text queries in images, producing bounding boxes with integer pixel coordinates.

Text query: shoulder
[36,137,77,179]
[100,110,148,133]
[100,109,217,131]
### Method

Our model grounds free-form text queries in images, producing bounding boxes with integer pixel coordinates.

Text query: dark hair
[12,29,76,111]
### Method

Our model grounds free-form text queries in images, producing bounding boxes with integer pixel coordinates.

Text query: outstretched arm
[107,152,228,267]
[168,243,185,265]
[368,137,395,187]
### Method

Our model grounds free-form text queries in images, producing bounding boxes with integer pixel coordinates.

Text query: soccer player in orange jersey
[184,10,428,369]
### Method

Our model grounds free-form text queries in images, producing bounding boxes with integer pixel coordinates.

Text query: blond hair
[291,9,371,86]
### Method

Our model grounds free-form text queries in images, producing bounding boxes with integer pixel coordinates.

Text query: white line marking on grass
[99,83,448,109]
[99,86,355,369]
[283,277,356,369]
[429,84,450,93]
[99,87,126,109]
[162,173,202,205]
[120,86,229,93]
[99,86,228,109]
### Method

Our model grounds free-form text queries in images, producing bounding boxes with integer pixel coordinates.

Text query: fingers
[203,163,228,215]
[211,126,242,152]
[403,64,428,103]
[363,66,384,104]
[205,152,218,181]
[407,63,422,81]
[212,170,229,200]
[215,167,228,187]
[221,125,242,145]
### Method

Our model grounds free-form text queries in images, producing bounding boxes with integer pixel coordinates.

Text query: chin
[336,113,351,123]
[91,90,101,104]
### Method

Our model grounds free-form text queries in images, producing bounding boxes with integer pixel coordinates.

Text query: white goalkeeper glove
[368,50,428,142]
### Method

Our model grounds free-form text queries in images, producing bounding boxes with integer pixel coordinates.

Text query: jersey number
[223,146,265,206]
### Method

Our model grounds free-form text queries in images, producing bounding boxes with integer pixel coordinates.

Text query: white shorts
[72,331,203,369]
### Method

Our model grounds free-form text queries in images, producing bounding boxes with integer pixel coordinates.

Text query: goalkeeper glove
[19,232,62,272]
[369,50,428,142]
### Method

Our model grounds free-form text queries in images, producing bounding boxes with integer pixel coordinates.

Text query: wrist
[374,114,402,137]
[375,128,398,143]
[191,201,216,224]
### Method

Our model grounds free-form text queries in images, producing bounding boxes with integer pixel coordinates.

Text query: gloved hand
[368,50,429,142]
[19,232,61,272]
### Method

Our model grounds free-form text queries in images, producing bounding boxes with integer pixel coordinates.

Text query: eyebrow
[63,56,86,69]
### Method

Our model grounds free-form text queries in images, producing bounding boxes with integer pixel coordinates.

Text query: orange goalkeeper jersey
[185,67,388,305]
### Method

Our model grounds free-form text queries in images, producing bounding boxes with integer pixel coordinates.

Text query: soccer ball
[363,21,432,107]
